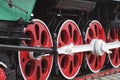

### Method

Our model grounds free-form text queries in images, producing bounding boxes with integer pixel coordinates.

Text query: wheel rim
[57,20,83,79]
[0,68,6,80]
[108,29,120,68]
[19,19,53,80]
[85,20,106,73]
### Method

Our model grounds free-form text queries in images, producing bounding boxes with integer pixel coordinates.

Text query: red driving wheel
[19,19,53,80]
[85,20,106,73]
[108,29,120,68]
[57,20,83,79]
[0,68,6,80]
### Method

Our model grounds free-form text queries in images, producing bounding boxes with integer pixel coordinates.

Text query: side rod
[0,44,53,53]
[57,39,120,56]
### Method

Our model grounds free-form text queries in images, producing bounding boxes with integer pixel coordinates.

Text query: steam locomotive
[0,0,120,80]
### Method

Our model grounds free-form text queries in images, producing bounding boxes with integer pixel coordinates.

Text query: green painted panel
[0,0,16,21]
[15,0,36,21]
[0,0,36,21]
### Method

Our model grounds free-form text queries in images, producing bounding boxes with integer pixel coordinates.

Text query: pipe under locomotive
[0,0,120,80]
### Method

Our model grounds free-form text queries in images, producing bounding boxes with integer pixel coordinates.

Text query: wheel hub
[90,39,111,56]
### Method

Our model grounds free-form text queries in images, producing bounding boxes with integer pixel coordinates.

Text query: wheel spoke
[86,35,92,43]
[93,56,97,69]
[88,28,96,39]
[113,49,118,64]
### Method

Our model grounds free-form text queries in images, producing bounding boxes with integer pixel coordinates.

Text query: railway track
[75,67,120,80]
[94,73,120,80]
[49,67,120,80]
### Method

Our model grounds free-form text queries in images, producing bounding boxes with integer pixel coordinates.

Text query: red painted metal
[85,20,106,73]
[57,20,83,79]
[108,29,120,68]
[0,68,6,80]
[19,20,53,80]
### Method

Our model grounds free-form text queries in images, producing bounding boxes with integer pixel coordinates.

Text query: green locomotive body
[0,0,36,21]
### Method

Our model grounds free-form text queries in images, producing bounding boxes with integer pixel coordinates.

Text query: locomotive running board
[0,44,53,53]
